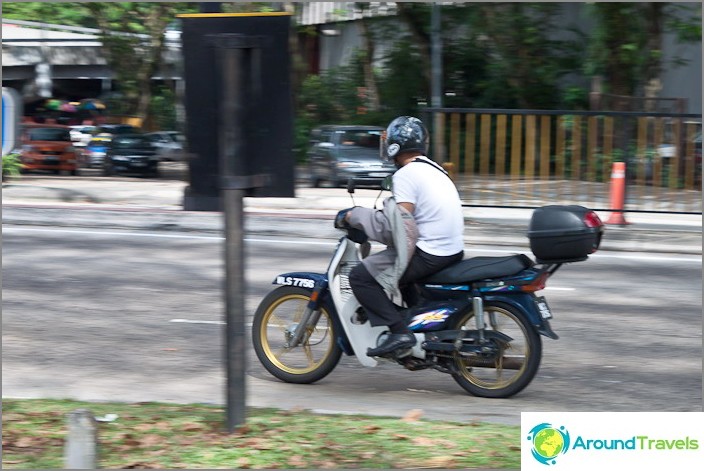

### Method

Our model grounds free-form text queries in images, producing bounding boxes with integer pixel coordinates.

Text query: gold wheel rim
[454,306,530,390]
[259,293,334,375]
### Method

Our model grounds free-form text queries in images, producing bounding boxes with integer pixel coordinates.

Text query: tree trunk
[395,3,431,97]
[135,5,170,127]
[357,19,380,112]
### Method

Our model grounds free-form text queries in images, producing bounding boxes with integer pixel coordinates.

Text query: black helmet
[381,116,429,161]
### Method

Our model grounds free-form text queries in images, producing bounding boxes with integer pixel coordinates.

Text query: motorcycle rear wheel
[252,286,342,384]
[451,301,542,398]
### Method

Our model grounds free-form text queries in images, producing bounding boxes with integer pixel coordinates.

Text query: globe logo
[526,423,571,465]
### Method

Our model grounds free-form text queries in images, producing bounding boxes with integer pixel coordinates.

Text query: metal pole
[430,4,445,162]
[218,45,247,433]
[430,4,442,109]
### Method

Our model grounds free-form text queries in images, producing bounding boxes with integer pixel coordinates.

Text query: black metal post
[218,44,247,433]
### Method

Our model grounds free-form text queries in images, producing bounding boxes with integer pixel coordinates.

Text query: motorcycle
[252,181,604,398]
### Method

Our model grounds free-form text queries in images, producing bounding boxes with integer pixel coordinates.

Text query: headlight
[336,161,359,169]
[113,156,129,161]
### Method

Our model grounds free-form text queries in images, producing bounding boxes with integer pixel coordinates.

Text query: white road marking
[169,318,254,327]
[170,318,224,325]
[4,226,701,263]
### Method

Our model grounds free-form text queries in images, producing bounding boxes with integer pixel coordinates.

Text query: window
[27,128,71,142]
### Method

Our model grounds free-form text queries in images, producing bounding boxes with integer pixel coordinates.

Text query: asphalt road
[2,223,701,425]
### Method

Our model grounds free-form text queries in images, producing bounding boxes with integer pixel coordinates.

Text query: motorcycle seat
[422,254,534,284]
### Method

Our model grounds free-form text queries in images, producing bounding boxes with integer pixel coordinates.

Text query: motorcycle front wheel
[451,301,542,398]
[252,286,342,384]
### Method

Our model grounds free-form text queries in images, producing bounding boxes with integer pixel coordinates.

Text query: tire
[252,286,342,384]
[450,301,542,398]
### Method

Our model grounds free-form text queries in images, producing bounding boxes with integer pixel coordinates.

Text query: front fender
[272,272,354,355]
[483,293,559,340]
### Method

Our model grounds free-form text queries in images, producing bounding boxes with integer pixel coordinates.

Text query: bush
[2,153,23,180]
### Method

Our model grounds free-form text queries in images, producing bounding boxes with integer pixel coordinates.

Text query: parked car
[308,125,396,187]
[103,134,159,177]
[82,136,112,168]
[94,124,140,138]
[146,131,186,161]
[19,123,80,175]
[69,125,97,148]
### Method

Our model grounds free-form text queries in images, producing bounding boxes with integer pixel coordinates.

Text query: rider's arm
[397,202,415,214]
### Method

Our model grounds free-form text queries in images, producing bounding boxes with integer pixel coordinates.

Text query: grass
[2,398,521,469]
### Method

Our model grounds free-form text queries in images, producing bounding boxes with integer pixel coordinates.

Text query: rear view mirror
[346,178,356,194]
[381,175,393,191]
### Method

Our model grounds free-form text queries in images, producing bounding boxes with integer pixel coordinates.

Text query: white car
[146,131,186,161]
[69,125,97,147]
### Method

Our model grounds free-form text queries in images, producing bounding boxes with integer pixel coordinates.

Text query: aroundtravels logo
[525,419,700,466]
[522,413,704,469]
[526,423,571,465]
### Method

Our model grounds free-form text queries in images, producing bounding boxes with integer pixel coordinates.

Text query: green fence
[423,108,702,214]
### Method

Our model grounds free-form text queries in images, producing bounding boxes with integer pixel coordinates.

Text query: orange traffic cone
[606,161,629,225]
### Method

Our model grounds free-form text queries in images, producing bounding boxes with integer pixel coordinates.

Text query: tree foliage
[3,1,700,134]
[584,2,701,100]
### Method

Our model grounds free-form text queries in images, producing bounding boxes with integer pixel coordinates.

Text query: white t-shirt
[392,156,464,256]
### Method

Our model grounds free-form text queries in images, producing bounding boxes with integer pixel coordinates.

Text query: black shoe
[367,333,416,357]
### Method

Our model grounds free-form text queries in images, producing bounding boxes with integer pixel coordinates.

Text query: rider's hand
[334,208,354,229]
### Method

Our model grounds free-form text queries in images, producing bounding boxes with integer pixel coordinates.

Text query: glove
[334,208,354,229]
[347,227,369,245]
[334,208,368,244]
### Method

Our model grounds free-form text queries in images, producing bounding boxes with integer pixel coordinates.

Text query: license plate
[369,172,389,177]
[534,296,553,320]
[132,162,146,167]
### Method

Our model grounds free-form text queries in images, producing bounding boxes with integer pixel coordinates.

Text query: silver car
[308,125,396,188]
[146,131,186,161]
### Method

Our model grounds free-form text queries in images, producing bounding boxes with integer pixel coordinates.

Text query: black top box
[527,205,604,263]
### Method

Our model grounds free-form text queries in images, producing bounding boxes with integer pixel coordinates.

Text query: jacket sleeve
[346,206,394,245]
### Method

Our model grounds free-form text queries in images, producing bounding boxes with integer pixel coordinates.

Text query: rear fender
[483,293,559,340]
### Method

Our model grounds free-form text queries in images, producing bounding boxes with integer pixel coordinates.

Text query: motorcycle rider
[339,116,465,357]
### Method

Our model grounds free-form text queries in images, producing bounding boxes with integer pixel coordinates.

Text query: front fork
[287,280,328,348]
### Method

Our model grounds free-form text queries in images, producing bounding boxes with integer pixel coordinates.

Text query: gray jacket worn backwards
[347,197,419,299]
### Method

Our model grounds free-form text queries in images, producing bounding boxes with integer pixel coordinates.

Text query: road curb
[3,204,701,256]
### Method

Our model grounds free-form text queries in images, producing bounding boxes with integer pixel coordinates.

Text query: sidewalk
[2,176,702,255]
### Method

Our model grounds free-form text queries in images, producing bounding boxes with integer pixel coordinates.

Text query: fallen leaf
[411,436,437,447]
[180,422,205,432]
[243,438,274,450]
[420,456,457,468]
[315,461,339,469]
[236,457,251,468]
[139,434,165,447]
[362,425,380,433]
[122,462,161,469]
[287,455,307,467]
[162,348,178,352]
[14,436,39,448]
[392,434,410,440]
[134,423,155,432]
[401,409,424,422]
